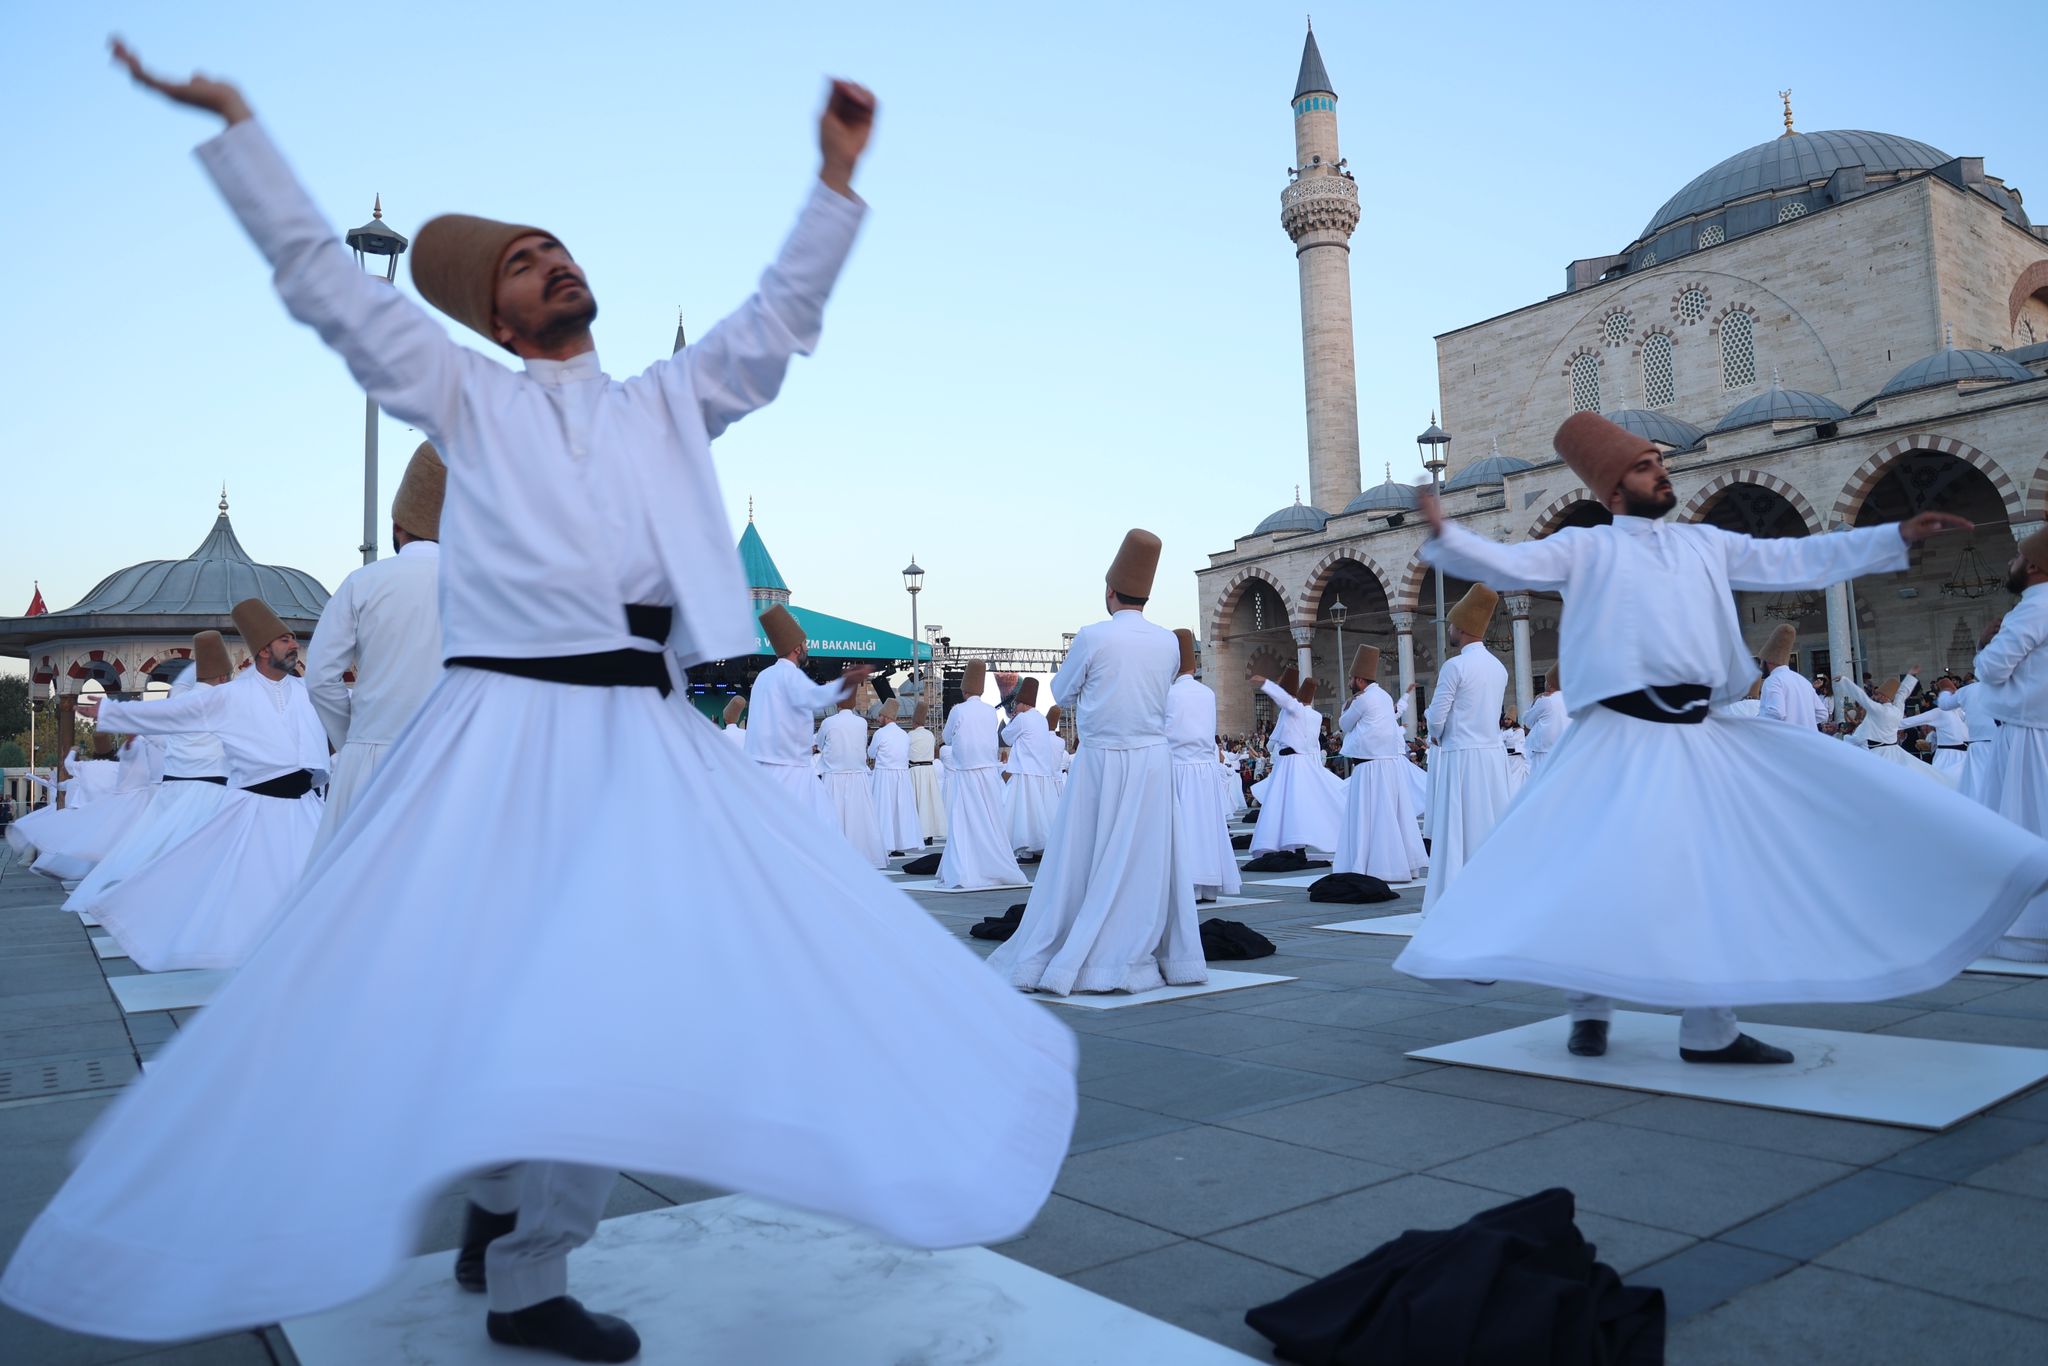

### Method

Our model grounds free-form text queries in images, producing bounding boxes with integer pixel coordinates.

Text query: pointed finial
[1384,462,1393,482]
[1490,434,1502,457]
[1779,89,1795,138]
[372,193,384,220]
[748,495,755,523]
[1944,321,1955,349]
[1294,484,1302,505]
[218,483,229,514]
[1306,14,1312,30]
[1771,366,1783,388]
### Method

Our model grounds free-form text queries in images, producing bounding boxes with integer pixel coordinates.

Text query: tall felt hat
[231,598,290,651]
[1277,665,1300,695]
[391,442,447,542]
[412,213,553,346]
[1349,645,1380,681]
[1017,677,1040,708]
[2020,527,2048,577]
[1760,623,1798,669]
[1875,676,1902,704]
[722,696,747,725]
[1447,584,1500,639]
[1106,529,1162,599]
[876,699,901,724]
[1553,411,1655,508]
[961,660,987,698]
[1173,628,1198,676]
[91,731,117,758]
[760,605,806,657]
[1297,677,1319,706]
[193,630,233,682]
[911,701,931,728]
[1045,704,1063,728]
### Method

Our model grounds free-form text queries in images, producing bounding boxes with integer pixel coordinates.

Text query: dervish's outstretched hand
[819,79,876,197]
[1896,512,1971,545]
[111,38,250,125]
[1418,490,1446,537]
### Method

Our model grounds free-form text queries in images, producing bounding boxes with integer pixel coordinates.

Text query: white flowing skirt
[65,781,228,918]
[1421,746,1511,913]
[309,738,391,865]
[1005,773,1059,854]
[910,764,946,840]
[1247,753,1344,855]
[13,789,156,881]
[1980,725,2048,951]
[1505,749,1530,794]
[1395,708,2048,1005]
[821,769,887,869]
[870,768,921,854]
[936,767,1025,890]
[756,759,833,826]
[1957,731,2005,811]
[986,746,1202,995]
[1862,739,1957,788]
[1172,760,1241,896]
[1406,757,1430,817]
[92,788,323,971]
[1930,746,1967,782]
[0,667,1076,1343]
[1338,757,1426,883]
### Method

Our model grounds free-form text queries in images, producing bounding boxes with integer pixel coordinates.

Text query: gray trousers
[1566,995,1740,1051]
[469,1163,618,1314]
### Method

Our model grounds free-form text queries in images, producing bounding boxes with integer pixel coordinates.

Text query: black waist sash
[449,605,674,696]
[165,774,228,786]
[909,760,933,767]
[1277,746,1299,757]
[1937,744,1967,751]
[1867,740,1898,749]
[244,769,314,799]
[1599,684,1712,725]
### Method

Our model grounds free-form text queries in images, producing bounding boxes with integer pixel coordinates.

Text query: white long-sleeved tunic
[816,709,870,773]
[1838,675,1919,746]
[1422,518,1910,712]
[942,699,1003,770]
[1425,643,1509,751]
[1902,699,1969,750]
[94,669,327,789]
[304,540,442,751]
[868,722,909,770]
[1757,664,1829,730]
[905,726,938,765]
[1001,711,1054,776]
[1052,612,1178,751]
[1975,583,2048,730]
[1522,692,1570,753]
[1338,684,1403,760]
[746,659,847,768]
[158,672,227,779]
[1258,681,1323,756]
[1166,676,1221,765]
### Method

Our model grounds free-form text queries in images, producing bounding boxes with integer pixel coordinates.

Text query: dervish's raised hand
[1248,675,1267,690]
[1418,490,1446,537]
[111,38,250,125]
[819,79,876,197]
[1896,511,1972,545]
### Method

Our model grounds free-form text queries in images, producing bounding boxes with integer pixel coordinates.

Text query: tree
[0,675,27,741]
[0,742,25,768]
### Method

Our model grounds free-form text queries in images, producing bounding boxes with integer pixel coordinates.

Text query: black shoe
[454,1202,517,1293]
[486,1296,640,1363]
[1680,1032,1793,1065]
[1567,1020,1609,1057]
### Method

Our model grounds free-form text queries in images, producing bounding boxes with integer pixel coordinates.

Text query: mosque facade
[1198,26,2048,738]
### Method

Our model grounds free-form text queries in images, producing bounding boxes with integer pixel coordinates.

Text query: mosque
[1199,25,2048,737]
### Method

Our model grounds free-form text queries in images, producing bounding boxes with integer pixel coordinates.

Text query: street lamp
[902,557,924,690]
[346,196,409,565]
[1328,599,1348,688]
[1416,413,1451,671]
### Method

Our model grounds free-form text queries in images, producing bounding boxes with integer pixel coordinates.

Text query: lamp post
[345,197,409,565]
[1417,414,1452,671]
[1328,599,1348,774]
[902,557,924,692]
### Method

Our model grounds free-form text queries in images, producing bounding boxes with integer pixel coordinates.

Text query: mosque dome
[1253,494,1331,536]
[1878,343,2034,398]
[1642,130,1953,242]
[51,496,330,621]
[1713,382,1850,434]
[1343,466,1420,516]
[1440,449,1534,493]
[1603,408,1706,451]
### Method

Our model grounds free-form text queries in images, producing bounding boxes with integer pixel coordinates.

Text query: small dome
[1253,495,1331,536]
[1441,451,1534,493]
[1878,345,2034,398]
[1714,383,1850,434]
[1343,465,1421,516]
[1603,408,1706,451]
[1642,130,1951,241]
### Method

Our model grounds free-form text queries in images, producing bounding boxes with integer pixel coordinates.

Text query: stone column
[1392,611,1417,738]
[1504,594,1534,721]
[1290,626,1316,688]
[1824,582,1853,724]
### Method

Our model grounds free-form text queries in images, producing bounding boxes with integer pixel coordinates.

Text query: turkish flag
[25,585,47,617]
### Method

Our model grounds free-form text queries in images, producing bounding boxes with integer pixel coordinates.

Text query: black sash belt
[244,770,314,799]
[1867,741,1898,749]
[449,605,674,696]
[165,775,227,786]
[1278,747,1299,756]
[1599,684,1711,725]
[909,760,933,767]
[1938,744,1967,751]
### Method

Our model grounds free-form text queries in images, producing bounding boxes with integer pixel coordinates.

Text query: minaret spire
[673,307,688,355]
[1779,89,1795,138]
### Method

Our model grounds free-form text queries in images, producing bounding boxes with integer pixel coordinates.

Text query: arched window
[1570,353,1600,412]
[1776,200,1810,224]
[1643,333,1675,408]
[1722,311,1757,390]
[1696,223,1725,249]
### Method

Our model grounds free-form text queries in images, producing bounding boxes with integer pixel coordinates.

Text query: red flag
[25,583,47,616]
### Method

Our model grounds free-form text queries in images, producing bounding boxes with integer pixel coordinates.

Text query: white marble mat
[896,880,1032,895]
[89,933,128,960]
[283,1195,1257,1365]
[1035,970,1297,1011]
[1197,896,1281,910]
[1241,872,1335,888]
[1410,1010,2048,1130]
[109,969,229,1015]
[77,912,100,926]
[1316,912,1426,937]
[1966,957,2048,979]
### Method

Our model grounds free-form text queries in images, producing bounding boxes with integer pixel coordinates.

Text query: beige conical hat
[1447,585,1499,638]
[193,630,233,682]
[412,213,553,347]
[1349,645,1380,681]
[1017,677,1039,707]
[1173,629,1198,676]
[722,696,746,725]
[231,598,290,651]
[1554,411,1655,507]
[760,605,805,657]
[961,660,987,698]
[391,442,446,541]
[1760,623,1797,669]
[1106,529,1162,599]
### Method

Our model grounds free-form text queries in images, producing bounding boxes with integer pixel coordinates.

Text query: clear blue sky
[6,1,2041,658]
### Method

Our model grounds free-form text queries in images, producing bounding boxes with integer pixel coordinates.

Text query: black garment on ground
[1245,1187,1664,1366]
[1241,849,1332,873]
[1199,919,1275,960]
[969,905,1026,941]
[1231,832,1254,850]
[901,851,943,875]
[1308,873,1398,904]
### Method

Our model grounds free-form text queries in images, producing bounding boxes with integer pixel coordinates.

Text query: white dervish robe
[936,699,1026,890]
[1393,517,2048,1021]
[22,737,163,882]
[304,538,442,853]
[1248,681,1345,855]
[1973,583,2048,958]
[8,755,121,864]
[1941,682,1999,807]
[1902,698,1969,782]
[746,657,842,825]
[0,119,1074,1344]
[1502,723,1530,791]
[867,722,920,855]
[905,724,945,839]
[1336,683,1425,883]
[1165,675,1240,899]
[1522,691,1571,777]
[817,708,886,869]
[1000,709,1059,855]
[1757,664,1828,731]
[720,722,747,749]
[1031,726,1070,799]
[1837,675,1953,787]
[1421,641,1511,913]
[86,667,328,970]
[986,612,1201,994]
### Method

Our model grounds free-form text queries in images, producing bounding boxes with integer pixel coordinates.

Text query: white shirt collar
[523,350,603,386]
[1611,515,1664,537]
[397,540,441,558]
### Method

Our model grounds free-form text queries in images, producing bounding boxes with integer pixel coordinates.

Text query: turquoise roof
[750,605,929,661]
[738,522,787,592]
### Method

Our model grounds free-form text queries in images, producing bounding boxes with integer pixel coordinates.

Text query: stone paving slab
[1816,1184,2048,1319]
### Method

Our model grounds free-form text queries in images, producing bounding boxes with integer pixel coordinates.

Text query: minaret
[1280,22,1362,513]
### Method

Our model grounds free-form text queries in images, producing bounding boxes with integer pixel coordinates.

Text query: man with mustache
[1968,532,2048,961]
[1395,412,2048,1065]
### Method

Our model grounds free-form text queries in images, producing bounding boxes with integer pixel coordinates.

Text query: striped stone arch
[1291,546,1396,626]
[1208,565,1293,638]
[1525,489,1601,539]
[1681,469,1824,535]
[1394,553,1434,615]
[1831,434,2025,526]
[2009,259,2048,333]
[2025,452,2048,522]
